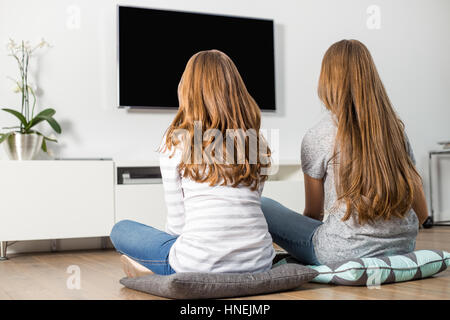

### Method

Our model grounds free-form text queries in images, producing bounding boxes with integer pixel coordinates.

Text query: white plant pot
[3,133,43,160]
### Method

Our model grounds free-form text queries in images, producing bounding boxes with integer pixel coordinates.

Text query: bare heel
[120,255,154,278]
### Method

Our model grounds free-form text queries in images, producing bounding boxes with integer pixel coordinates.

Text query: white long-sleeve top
[159,148,275,273]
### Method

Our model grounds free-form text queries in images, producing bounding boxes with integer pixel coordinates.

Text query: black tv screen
[118,6,276,110]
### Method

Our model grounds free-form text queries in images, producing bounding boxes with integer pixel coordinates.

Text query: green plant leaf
[0,132,13,144]
[44,117,61,134]
[34,108,56,118]
[26,108,56,130]
[2,108,28,128]
[26,117,62,135]
[33,131,57,154]
[41,138,47,152]
[25,117,44,130]
[43,135,58,143]
[33,131,58,143]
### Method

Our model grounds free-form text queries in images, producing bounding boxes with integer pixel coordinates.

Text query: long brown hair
[162,50,270,190]
[318,39,420,224]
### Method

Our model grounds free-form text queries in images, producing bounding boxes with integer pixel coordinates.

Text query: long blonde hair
[318,40,420,224]
[162,50,270,190]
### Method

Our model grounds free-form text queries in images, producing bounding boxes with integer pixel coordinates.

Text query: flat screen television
[118,6,276,110]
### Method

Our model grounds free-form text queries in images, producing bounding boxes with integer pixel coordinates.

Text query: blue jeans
[261,197,322,265]
[110,220,177,275]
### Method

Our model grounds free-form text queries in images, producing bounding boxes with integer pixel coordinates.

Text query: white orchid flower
[13,84,22,93]
[38,38,49,48]
[7,76,21,93]
[6,38,18,50]
[27,82,37,92]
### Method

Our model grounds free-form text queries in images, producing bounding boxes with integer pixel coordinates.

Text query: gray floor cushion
[120,263,318,299]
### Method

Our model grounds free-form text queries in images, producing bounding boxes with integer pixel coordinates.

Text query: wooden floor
[1,227,449,300]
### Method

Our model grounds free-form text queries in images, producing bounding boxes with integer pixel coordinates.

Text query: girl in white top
[160,148,274,273]
[110,50,275,276]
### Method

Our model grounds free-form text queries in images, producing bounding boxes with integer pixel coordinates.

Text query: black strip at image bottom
[1,300,448,319]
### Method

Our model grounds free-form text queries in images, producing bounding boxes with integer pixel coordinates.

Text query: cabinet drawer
[0,161,115,241]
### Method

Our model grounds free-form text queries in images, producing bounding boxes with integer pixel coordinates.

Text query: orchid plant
[0,38,61,152]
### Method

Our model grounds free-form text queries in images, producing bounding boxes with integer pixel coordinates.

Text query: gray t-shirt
[301,112,419,265]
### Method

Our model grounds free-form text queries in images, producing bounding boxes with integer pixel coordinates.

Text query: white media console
[0,160,304,260]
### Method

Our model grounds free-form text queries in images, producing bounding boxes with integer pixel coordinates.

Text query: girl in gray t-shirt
[261,40,429,265]
[300,112,420,264]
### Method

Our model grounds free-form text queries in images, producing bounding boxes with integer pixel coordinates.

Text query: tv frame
[116,5,276,111]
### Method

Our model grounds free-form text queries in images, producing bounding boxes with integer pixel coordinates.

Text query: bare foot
[120,255,154,278]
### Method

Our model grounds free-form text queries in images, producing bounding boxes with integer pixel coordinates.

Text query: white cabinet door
[0,161,115,241]
[115,184,167,230]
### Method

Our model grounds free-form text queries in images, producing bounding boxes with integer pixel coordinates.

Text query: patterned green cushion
[274,250,450,286]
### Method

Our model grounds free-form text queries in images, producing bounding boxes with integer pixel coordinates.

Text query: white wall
[0,0,450,253]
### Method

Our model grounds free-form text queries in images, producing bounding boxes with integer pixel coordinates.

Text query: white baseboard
[6,237,114,255]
